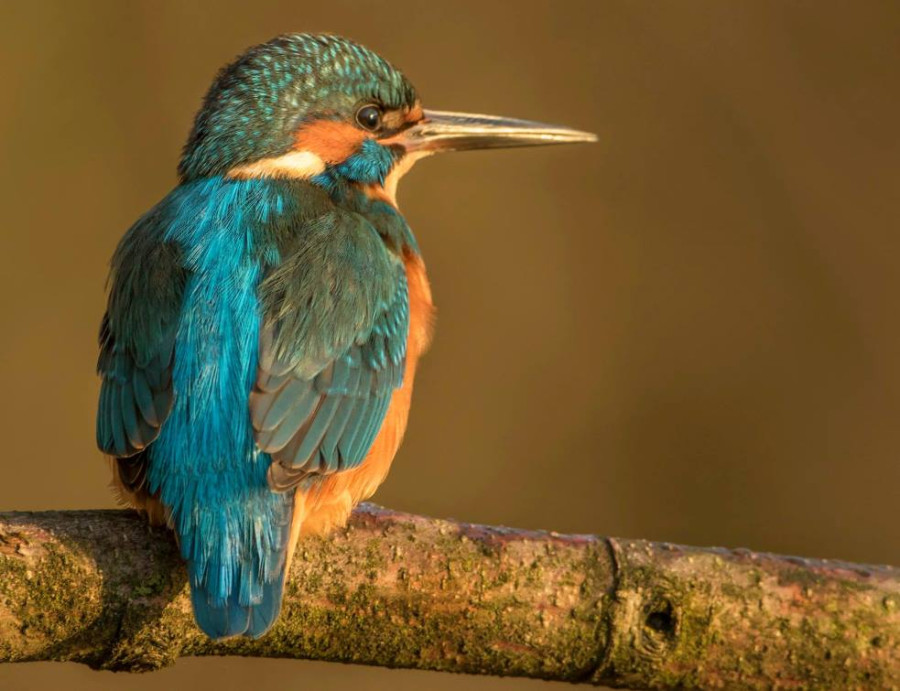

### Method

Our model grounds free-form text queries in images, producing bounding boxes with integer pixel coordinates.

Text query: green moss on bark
[2,506,900,688]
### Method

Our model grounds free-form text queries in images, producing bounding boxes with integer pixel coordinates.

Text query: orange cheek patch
[405,102,424,123]
[294,120,368,164]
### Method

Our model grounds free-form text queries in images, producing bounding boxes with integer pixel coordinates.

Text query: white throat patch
[382,151,433,207]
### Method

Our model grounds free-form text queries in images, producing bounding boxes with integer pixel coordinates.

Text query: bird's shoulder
[105,195,187,359]
[251,184,411,483]
[258,184,406,374]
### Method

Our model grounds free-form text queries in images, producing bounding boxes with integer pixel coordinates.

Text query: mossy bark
[1,505,898,687]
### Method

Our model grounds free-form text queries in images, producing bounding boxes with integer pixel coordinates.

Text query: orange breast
[285,252,434,562]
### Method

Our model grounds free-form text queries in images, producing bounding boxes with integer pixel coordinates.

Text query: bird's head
[179,34,596,202]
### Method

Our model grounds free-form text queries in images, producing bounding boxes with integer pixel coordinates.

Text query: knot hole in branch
[645,599,676,636]
[638,596,679,658]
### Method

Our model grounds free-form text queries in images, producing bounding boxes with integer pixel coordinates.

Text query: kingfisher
[96,33,595,640]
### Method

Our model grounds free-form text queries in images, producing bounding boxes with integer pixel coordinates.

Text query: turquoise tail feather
[184,490,294,640]
[189,561,287,639]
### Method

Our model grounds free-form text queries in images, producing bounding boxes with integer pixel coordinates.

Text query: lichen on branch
[1,505,899,688]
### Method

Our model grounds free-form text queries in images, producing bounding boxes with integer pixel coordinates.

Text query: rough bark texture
[0,505,898,688]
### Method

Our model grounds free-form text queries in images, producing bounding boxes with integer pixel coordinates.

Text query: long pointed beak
[397,109,597,153]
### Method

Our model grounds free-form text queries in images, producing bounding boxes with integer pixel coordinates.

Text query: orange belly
[285,252,434,567]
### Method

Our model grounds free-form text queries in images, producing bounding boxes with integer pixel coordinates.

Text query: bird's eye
[355,105,382,132]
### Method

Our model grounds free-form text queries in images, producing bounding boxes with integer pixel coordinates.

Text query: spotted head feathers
[179,34,418,183]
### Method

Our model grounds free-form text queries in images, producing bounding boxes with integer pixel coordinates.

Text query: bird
[96,33,596,640]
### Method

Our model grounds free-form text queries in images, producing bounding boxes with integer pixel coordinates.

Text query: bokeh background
[2,1,900,689]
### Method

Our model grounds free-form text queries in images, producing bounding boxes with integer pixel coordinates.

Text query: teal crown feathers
[179,34,418,181]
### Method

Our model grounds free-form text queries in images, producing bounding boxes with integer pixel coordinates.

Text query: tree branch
[0,505,898,687]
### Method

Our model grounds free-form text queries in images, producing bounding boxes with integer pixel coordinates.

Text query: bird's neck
[320,177,420,255]
[223,145,426,256]
[195,173,419,257]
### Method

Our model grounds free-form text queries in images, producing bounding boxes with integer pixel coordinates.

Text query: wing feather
[96,206,184,488]
[253,209,409,490]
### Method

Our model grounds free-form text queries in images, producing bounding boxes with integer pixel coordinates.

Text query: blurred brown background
[2,1,900,689]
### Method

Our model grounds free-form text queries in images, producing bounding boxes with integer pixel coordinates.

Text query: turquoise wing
[252,209,409,490]
[96,207,184,467]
